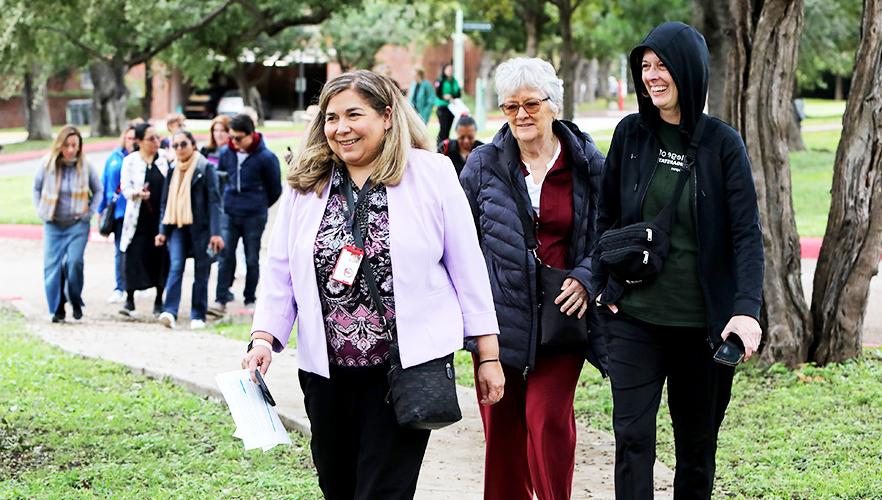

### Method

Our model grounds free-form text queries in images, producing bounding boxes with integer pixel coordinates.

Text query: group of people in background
[33,20,764,500]
[34,111,280,330]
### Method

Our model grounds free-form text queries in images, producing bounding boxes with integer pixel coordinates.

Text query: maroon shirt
[522,150,574,269]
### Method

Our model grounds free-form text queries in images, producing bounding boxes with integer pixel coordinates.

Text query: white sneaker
[190,319,206,330]
[158,311,176,329]
[107,290,125,303]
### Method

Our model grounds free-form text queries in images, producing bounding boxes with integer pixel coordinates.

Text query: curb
[0,129,303,164]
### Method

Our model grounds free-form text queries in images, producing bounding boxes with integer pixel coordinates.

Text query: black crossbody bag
[595,115,706,286]
[503,164,590,349]
[342,173,462,430]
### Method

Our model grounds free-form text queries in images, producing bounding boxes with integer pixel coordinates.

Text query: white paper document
[216,369,292,451]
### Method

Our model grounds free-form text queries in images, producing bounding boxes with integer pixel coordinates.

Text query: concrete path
[0,234,675,498]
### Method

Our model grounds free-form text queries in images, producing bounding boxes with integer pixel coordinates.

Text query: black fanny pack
[596,115,706,285]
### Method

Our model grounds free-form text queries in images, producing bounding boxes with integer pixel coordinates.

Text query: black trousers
[299,364,431,500]
[601,310,735,500]
[436,106,455,146]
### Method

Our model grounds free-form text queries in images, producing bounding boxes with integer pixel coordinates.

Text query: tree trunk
[518,0,547,57]
[597,59,613,99]
[694,0,751,123]
[834,75,844,100]
[787,103,806,151]
[700,0,811,367]
[233,64,265,125]
[810,0,882,365]
[554,1,577,121]
[142,60,154,120]
[22,70,52,141]
[89,59,129,137]
[585,57,607,102]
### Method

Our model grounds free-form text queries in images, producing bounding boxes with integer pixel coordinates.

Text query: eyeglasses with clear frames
[499,97,551,117]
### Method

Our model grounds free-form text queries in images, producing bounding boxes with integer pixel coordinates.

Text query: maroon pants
[474,352,584,500]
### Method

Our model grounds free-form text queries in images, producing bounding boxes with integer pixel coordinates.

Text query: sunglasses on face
[143,135,160,142]
[230,134,247,143]
[499,97,551,117]
[172,141,191,149]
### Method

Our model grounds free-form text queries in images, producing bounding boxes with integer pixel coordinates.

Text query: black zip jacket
[591,22,764,346]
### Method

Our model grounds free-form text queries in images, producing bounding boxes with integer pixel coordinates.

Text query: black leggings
[436,106,455,146]
[601,310,734,500]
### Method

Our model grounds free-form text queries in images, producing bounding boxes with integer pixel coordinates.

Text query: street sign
[463,21,492,32]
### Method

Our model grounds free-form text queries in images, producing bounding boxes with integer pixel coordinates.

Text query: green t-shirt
[618,120,706,327]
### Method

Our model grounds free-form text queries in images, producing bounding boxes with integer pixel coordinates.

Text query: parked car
[216,90,245,116]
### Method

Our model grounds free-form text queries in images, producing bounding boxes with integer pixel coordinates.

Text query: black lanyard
[339,168,392,338]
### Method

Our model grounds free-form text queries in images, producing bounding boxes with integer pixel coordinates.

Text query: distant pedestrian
[409,68,434,124]
[119,123,169,317]
[155,130,224,330]
[99,124,136,304]
[160,112,186,160]
[211,114,281,314]
[438,115,483,176]
[200,114,231,166]
[33,125,102,323]
[435,63,462,146]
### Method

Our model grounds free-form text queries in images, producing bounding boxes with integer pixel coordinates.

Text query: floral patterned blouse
[313,167,394,367]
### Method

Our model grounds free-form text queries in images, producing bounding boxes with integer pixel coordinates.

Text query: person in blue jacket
[211,114,281,313]
[98,124,136,303]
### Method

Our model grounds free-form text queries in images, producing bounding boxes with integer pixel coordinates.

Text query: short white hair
[494,57,563,115]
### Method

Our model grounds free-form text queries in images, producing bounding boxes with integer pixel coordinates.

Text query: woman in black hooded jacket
[592,22,764,499]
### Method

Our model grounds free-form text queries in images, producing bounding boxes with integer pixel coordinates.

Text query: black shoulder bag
[98,187,119,237]
[505,165,590,349]
[342,172,462,430]
[595,115,707,285]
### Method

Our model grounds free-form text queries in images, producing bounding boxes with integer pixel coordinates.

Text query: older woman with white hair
[460,57,608,500]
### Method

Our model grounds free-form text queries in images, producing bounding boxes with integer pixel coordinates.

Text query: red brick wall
[0,96,90,129]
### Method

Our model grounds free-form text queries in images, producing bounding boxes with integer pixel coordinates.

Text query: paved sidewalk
[1,235,674,498]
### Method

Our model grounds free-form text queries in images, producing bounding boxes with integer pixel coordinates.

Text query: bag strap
[652,114,707,230]
[497,162,540,256]
[341,169,395,343]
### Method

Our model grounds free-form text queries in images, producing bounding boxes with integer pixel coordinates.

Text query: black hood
[629,21,709,135]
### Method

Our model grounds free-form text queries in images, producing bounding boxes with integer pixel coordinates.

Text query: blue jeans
[163,227,211,320]
[113,217,126,291]
[216,213,266,304]
[43,219,90,315]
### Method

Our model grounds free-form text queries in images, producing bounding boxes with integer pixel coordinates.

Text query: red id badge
[331,245,364,286]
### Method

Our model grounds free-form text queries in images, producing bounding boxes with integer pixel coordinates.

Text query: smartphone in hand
[713,333,745,366]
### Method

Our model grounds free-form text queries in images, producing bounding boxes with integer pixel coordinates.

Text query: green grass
[209,321,254,343]
[0,308,320,497]
[0,176,41,225]
[791,128,841,237]
[803,98,847,118]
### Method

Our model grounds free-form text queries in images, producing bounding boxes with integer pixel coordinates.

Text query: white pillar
[453,9,465,90]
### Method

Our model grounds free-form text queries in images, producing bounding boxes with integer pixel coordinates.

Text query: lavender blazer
[251,148,499,378]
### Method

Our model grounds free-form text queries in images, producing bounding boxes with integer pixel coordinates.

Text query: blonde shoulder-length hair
[288,70,433,195]
[47,125,85,174]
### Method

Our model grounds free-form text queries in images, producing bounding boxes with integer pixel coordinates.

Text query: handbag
[595,115,707,285]
[503,161,590,349]
[342,172,462,430]
[98,193,117,237]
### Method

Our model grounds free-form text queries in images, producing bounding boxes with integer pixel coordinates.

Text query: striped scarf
[37,156,89,222]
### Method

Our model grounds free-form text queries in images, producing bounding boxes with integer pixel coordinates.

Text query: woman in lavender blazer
[241,70,505,499]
